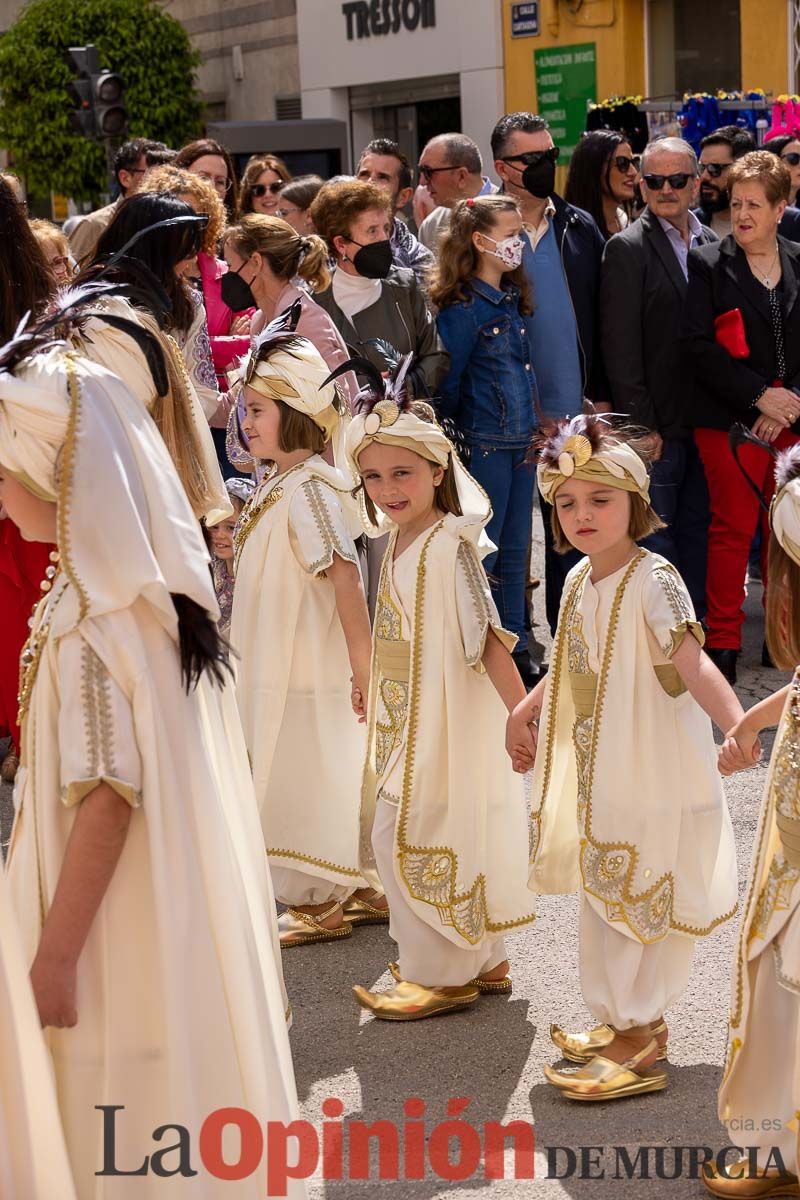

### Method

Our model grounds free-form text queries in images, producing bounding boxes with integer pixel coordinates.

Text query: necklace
[749,246,779,288]
[17,550,65,729]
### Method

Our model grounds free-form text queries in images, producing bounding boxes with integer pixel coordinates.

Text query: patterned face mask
[479,233,525,269]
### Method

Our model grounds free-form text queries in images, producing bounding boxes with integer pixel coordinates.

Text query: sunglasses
[781,152,800,166]
[417,164,458,182]
[613,154,641,173]
[699,161,730,178]
[499,146,560,168]
[642,172,693,191]
[251,181,282,197]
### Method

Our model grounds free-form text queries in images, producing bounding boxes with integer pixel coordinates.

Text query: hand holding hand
[718,725,762,776]
[351,676,368,723]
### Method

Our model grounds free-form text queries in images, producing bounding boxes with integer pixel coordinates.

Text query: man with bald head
[600,136,716,616]
[416,133,495,250]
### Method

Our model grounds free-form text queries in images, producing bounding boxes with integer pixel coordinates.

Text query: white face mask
[479,233,525,269]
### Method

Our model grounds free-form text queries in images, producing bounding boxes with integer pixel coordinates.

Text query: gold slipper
[278,903,353,948]
[544,1038,667,1101]
[550,1020,668,1063]
[342,895,390,925]
[388,960,512,994]
[353,980,479,1021]
[702,1158,799,1197]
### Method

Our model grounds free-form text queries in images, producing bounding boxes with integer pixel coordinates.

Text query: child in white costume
[0,343,305,1199]
[508,415,740,1100]
[0,864,76,1199]
[342,361,535,1022]
[703,444,800,1199]
[230,325,385,946]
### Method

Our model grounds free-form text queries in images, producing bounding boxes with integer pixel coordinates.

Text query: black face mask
[522,158,556,200]
[221,262,256,312]
[349,238,393,279]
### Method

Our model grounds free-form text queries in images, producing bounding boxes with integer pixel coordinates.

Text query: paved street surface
[0,533,785,1199]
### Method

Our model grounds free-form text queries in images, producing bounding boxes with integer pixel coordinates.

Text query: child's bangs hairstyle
[271,393,342,456]
[428,194,532,314]
[358,399,463,528]
[766,445,800,670]
[541,419,665,554]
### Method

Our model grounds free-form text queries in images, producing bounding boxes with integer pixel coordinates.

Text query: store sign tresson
[342,0,436,40]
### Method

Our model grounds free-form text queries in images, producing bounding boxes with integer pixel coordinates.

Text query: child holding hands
[508,415,739,1100]
[230,327,386,946]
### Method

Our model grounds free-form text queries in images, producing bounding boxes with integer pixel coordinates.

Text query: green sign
[534,42,597,162]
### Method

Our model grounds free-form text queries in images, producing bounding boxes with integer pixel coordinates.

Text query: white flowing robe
[0,861,76,1199]
[359,515,535,958]
[719,671,800,1173]
[8,579,305,1199]
[528,550,737,1023]
[231,456,367,900]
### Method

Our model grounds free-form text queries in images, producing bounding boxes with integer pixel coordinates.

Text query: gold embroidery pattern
[529,563,591,861]
[301,479,357,574]
[80,642,117,780]
[567,613,591,675]
[265,847,362,877]
[750,856,800,942]
[375,678,408,775]
[233,481,284,569]
[456,541,491,663]
[396,522,536,943]
[774,683,800,822]
[375,588,402,642]
[732,672,800,1027]
[62,358,90,620]
[652,563,695,657]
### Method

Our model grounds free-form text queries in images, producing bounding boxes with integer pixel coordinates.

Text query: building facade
[297,0,505,177]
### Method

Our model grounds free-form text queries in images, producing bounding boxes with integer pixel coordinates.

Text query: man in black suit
[600,136,716,616]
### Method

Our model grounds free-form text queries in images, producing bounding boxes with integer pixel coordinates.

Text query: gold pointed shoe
[353,980,480,1021]
[551,1020,668,1063]
[342,895,390,926]
[544,1039,667,1102]
[702,1159,800,1197]
[388,961,511,994]
[278,904,353,948]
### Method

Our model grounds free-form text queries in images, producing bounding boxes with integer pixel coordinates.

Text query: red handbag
[713,308,750,359]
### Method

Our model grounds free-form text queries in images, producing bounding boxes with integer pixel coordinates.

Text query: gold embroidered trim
[732,672,800,1027]
[62,357,89,621]
[233,481,285,569]
[750,855,800,942]
[456,540,492,666]
[300,478,357,574]
[651,563,701,657]
[395,522,536,943]
[529,562,590,862]
[265,847,361,877]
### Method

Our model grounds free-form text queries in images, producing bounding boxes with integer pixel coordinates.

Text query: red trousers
[694,425,799,650]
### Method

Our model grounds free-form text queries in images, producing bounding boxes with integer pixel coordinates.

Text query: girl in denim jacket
[431,195,539,684]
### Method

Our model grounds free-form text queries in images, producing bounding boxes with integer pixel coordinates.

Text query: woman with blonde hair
[240,153,292,219]
[222,214,357,466]
[144,164,252,472]
[28,218,72,285]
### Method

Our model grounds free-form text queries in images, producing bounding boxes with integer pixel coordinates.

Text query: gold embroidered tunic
[231,456,367,896]
[719,671,800,1173]
[360,514,535,949]
[529,550,738,945]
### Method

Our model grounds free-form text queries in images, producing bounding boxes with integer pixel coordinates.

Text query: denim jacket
[435,279,538,447]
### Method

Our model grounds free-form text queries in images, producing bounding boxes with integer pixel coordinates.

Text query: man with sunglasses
[491,110,606,634]
[416,133,496,251]
[601,137,716,618]
[694,125,800,241]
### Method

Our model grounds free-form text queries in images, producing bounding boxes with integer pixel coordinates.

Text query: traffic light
[66,45,128,141]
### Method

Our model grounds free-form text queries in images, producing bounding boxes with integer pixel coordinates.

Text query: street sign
[534,41,597,162]
[511,2,539,37]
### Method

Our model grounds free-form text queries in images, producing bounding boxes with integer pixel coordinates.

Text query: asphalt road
[0,533,784,1200]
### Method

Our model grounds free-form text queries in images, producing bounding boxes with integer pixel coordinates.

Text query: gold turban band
[537,432,650,505]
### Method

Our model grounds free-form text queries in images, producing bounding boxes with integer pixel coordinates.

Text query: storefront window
[649,0,741,95]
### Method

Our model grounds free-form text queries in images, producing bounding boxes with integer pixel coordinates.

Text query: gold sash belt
[376,637,410,683]
[569,670,597,718]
